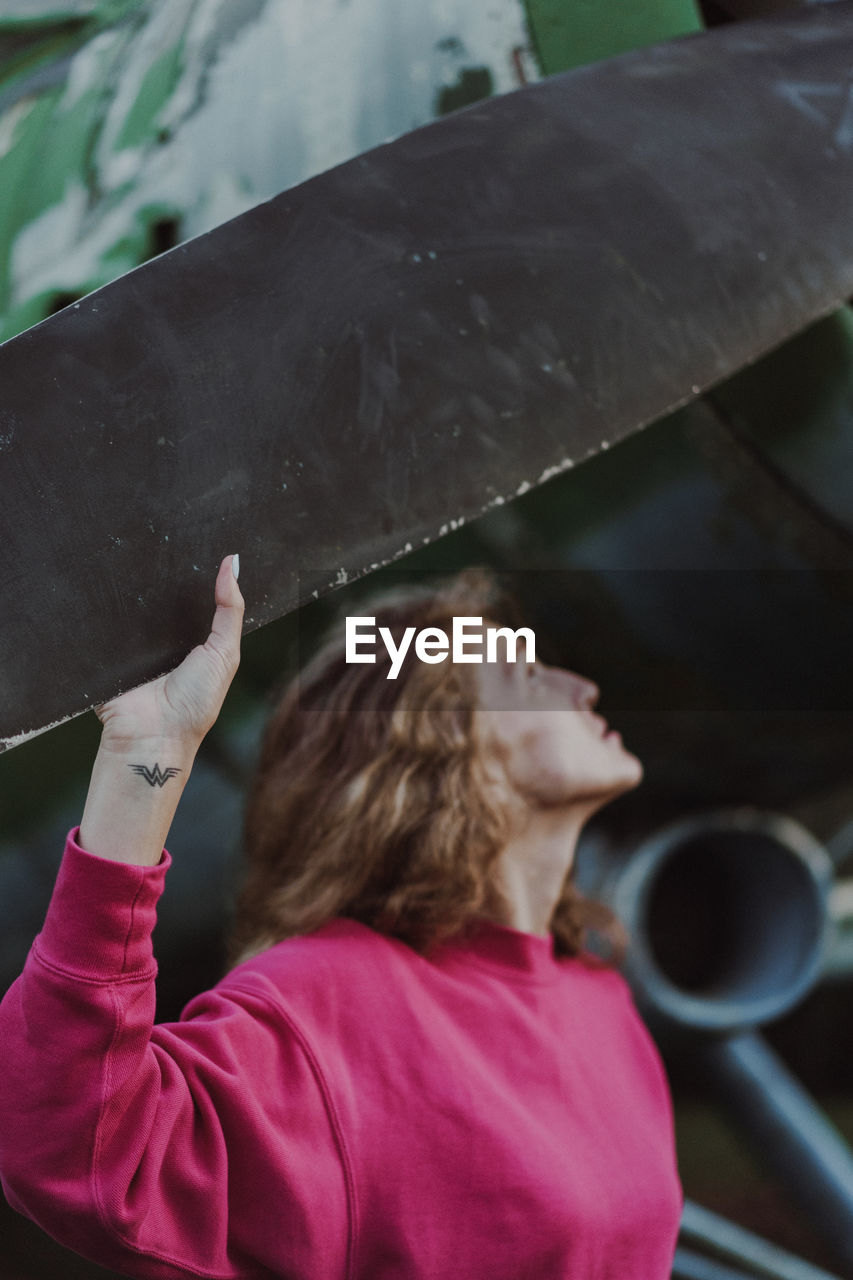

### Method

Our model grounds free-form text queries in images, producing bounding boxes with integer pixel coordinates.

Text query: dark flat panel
[2,5,853,747]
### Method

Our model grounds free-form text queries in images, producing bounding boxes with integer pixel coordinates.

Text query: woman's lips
[585,714,622,743]
[591,714,622,742]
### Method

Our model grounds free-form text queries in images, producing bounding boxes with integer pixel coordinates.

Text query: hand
[94,555,244,751]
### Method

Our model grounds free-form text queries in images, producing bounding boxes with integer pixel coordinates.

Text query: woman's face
[474,652,643,809]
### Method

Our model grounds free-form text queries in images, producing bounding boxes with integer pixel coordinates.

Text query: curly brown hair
[227,569,625,968]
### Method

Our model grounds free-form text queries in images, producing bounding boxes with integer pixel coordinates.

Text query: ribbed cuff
[35,826,172,981]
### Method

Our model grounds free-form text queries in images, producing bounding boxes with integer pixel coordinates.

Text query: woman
[0,556,682,1279]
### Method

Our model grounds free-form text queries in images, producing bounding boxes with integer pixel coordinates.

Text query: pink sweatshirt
[0,827,682,1279]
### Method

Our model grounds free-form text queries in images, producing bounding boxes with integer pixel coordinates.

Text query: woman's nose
[569,673,600,709]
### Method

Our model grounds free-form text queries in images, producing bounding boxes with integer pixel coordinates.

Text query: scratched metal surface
[2,5,853,749]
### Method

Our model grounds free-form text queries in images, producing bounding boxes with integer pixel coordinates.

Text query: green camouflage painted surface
[0,0,537,343]
[0,0,715,345]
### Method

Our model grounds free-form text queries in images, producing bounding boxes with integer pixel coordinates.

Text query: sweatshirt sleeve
[0,828,351,1280]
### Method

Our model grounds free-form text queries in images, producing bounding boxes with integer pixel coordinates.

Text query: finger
[205,555,245,668]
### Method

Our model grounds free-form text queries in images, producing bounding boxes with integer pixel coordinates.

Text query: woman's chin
[597,749,644,800]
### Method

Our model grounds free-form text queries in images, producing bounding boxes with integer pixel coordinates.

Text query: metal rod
[679,1199,844,1280]
[673,1246,765,1280]
[696,1033,853,1271]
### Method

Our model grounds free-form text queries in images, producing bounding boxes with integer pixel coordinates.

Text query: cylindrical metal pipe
[579,808,834,1035]
[696,1032,853,1271]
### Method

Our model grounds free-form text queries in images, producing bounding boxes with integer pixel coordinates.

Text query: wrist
[80,737,197,867]
[97,729,202,761]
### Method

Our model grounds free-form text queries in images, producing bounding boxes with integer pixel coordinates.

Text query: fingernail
[232,553,240,581]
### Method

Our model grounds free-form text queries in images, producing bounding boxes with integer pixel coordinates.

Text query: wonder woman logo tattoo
[128,763,183,788]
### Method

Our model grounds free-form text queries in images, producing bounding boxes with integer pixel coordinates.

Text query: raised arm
[0,557,350,1279]
[79,552,244,866]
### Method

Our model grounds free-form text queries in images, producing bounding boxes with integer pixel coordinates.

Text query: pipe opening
[644,830,824,1004]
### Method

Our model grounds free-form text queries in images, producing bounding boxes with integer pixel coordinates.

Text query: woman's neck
[491,802,598,937]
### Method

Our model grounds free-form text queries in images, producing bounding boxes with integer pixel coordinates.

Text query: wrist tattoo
[128,763,183,788]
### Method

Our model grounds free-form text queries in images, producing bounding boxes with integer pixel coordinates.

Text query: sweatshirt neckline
[437,918,562,983]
